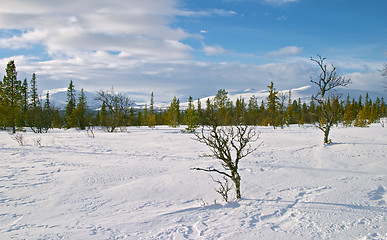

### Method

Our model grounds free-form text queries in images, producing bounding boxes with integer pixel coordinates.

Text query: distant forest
[1,60,386,133]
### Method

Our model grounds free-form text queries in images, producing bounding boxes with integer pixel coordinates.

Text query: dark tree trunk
[232,173,242,199]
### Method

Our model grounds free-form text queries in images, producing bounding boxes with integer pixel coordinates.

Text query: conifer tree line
[1,60,386,133]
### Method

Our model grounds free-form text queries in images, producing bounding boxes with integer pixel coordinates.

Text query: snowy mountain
[43,89,100,109]
[179,85,383,110]
[46,85,384,110]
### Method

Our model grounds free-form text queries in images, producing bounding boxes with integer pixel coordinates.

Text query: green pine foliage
[167,96,180,127]
[184,96,198,132]
[234,97,247,124]
[65,80,77,128]
[147,92,156,128]
[266,81,279,128]
[72,88,89,130]
[0,60,23,133]
[42,91,54,132]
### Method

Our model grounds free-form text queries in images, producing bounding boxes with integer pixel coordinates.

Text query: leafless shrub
[380,118,385,128]
[211,176,232,202]
[34,137,42,146]
[11,133,25,146]
[86,126,96,138]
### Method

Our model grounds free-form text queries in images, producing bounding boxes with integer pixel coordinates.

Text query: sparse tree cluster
[0,60,60,133]
[1,59,386,136]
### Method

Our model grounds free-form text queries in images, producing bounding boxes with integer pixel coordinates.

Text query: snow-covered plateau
[1,124,386,239]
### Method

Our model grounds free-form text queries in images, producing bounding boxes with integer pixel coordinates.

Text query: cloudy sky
[0,0,386,102]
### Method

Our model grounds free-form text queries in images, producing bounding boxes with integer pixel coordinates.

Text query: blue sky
[0,0,386,102]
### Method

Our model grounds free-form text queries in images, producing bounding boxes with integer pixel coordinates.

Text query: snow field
[0,125,386,239]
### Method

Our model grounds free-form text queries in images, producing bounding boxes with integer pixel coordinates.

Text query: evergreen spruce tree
[128,107,136,126]
[343,98,356,126]
[161,109,168,125]
[52,109,63,128]
[99,102,109,129]
[21,78,28,112]
[65,80,77,128]
[213,89,232,125]
[17,78,29,127]
[370,98,380,123]
[197,98,203,125]
[380,98,386,118]
[184,96,198,132]
[343,95,353,126]
[278,93,286,128]
[354,107,369,127]
[259,100,268,126]
[234,97,247,124]
[309,97,317,123]
[72,88,88,130]
[301,102,310,124]
[167,96,180,127]
[0,60,23,132]
[203,98,212,126]
[150,92,155,113]
[247,95,259,125]
[148,111,156,128]
[358,95,363,112]
[27,73,44,133]
[266,81,279,129]
[136,109,143,126]
[42,91,53,132]
[141,104,147,126]
[30,73,39,108]
[148,92,156,128]
[285,90,293,125]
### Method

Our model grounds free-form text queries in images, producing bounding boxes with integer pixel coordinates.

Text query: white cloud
[268,46,303,57]
[203,44,227,56]
[277,15,287,21]
[345,71,385,92]
[180,8,237,17]
[210,9,237,17]
[0,0,192,61]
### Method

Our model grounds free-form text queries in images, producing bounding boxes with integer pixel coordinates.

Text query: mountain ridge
[45,85,384,110]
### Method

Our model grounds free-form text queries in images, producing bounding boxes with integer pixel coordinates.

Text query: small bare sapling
[11,132,25,146]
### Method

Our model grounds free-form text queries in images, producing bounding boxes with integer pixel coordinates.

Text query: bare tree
[211,176,232,202]
[310,55,351,144]
[95,88,134,132]
[192,119,261,200]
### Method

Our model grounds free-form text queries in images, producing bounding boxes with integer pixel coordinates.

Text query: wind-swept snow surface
[0,125,386,239]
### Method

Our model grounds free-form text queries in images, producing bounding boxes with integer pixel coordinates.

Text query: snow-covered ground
[0,124,386,239]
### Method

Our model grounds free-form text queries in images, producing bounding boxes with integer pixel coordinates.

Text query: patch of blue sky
[0,29,24,38]
[0,45,51,62]
[176,0,387,63]
[0,29,51,61]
